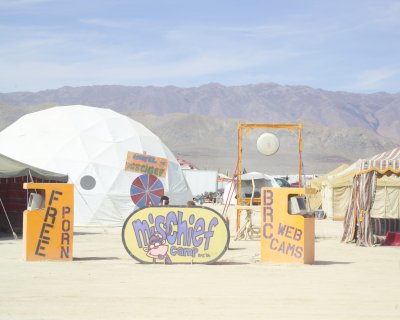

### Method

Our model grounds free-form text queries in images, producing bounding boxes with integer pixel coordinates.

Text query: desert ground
[0,204,399,320]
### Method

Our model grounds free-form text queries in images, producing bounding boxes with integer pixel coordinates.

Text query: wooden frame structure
[235,123,303,231]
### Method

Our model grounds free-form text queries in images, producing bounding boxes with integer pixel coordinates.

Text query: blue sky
[1,0,399,93]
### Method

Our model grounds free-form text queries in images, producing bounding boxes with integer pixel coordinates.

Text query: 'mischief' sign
[122,206,230,264]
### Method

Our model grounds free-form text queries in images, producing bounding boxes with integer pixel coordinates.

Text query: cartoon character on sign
[143,234,172,264]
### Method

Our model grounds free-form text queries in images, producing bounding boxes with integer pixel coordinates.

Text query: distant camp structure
[306,164,349,215]
[177,158,197,170]
[182,169,218,198]
[341,147,400,246]
[223,172,280,205]
[307,147,400,246]
[312,151,400,223]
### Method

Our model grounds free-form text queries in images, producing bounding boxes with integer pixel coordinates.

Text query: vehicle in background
[290,181,303,187]
[223,172,280,205]
[275,177,292,188]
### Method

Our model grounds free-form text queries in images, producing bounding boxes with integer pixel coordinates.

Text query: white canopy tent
[0,105,193,226]
[223,172,279,205]
[182,169,218,197]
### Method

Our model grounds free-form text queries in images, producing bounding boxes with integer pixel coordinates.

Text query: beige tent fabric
[327,160,361,188]
[371,186,400,219]
[324,148,400,220]
[327,183,400,220]
[320,162,360,219]
[325,175,400,220]
[306,164,348,211]
[331,185,352,219]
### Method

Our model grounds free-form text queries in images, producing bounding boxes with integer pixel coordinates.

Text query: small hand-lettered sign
[122,206,230,264]
[23,183,74,261]
[125,152,168,178]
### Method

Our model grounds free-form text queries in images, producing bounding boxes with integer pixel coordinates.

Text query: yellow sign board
[125,152,168,178]
[23,183,74,261]
[260,187,314,264]
[122,206,230,264]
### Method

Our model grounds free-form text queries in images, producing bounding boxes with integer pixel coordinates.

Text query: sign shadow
[210,261,251,265]
[74,257,120,261]
[313,260,352,265]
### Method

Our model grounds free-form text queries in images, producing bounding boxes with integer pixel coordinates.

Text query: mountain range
[0,83,399,174]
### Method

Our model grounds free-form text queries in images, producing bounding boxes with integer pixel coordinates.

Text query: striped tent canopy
[358,147,400,175]
[342,147,400,246]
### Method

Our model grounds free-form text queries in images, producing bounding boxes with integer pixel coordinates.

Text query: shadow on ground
[74,257,120,261]
[74,232,103,236]
[313,260,352,265]
[211,261,251,265]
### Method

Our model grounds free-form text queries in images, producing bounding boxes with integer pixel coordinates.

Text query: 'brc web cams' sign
[122,206,229,264]
[260,187,314,264]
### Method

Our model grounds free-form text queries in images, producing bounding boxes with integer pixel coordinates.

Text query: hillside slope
[1,83,399,141]
[0,83,398,173]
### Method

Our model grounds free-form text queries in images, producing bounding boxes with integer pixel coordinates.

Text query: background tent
[217,173,232,191]
[320,161,361,220]
[182,169,217,197]
[177,158,197,170]
[342,147,400,246]
[0,105,192,226]
[306,164,348,212]
[321,153,400,220]
[0,153,68,234]
[223,172,279,205]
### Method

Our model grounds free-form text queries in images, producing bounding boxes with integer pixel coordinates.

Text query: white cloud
[0,13,309,92]
[349,67,400,92]
[0,46,304,92]
[80,18,138,29]
[164,22,313,45]
[0,1,399,93]
[364,1,400,29]
[218,24,310,38]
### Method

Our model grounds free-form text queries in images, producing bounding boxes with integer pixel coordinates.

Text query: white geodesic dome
[0,105,193,226]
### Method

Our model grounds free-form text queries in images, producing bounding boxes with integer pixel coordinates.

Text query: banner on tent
[122,206,229,264]
[125,152,168,178]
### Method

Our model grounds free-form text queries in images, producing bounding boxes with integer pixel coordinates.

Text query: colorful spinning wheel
[130,174,164,208]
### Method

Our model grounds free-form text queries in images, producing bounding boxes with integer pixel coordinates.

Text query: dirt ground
[1,204,399,320]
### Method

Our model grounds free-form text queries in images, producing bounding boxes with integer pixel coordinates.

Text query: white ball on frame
[256,132,280,156]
